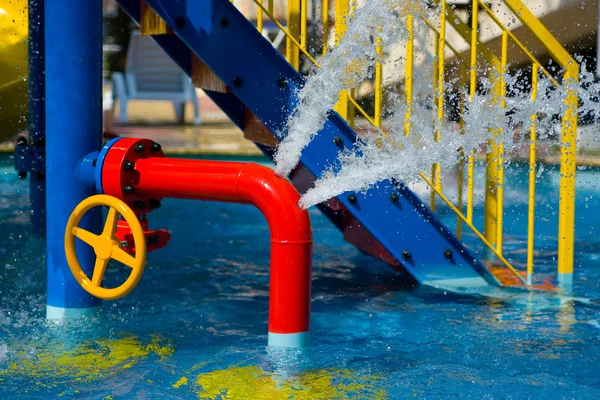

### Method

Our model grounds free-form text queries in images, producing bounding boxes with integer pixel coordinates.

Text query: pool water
[1,153,600,399]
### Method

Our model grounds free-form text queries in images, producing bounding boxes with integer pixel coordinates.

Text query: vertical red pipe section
[105,152,312,347]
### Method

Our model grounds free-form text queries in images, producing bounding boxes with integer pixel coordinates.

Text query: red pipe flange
[101,137,165,215]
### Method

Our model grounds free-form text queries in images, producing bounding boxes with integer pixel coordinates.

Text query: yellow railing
[246,0,578,289]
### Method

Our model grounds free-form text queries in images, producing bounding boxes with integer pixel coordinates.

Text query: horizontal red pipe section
[133,158,312,335]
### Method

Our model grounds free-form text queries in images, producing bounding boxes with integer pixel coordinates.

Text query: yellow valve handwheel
[64,194,147,300]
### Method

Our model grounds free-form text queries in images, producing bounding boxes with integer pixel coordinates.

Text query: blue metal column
[45,0,103,318]
[29,0,46,236]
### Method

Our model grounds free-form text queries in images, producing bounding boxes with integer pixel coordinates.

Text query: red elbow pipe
[101,138,312,347]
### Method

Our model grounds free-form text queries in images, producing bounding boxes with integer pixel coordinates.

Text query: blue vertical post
[45,0,103,318]
[29,0,46,236]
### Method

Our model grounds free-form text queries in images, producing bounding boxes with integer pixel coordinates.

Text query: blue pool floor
[1,154,600,399]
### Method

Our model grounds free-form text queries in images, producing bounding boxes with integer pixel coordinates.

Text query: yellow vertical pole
[495,30,508,254]
[467,0,478,224]
[374,36,383,128]
[347,90,356,128]
[557,63,579,291]
[484,59,501,250]
[527,63,539,285]
[457,63,467,239]
[436,0,446,140]
[431,32,440,211]
[334,0,350,120]
[322,0,330,56]
[405,15,414,137]
[431,0,445,212]
[348,0,357,128]
[287,0,301,70]
[483,31,507,252]
[301,0,307,49]
[257,0,263,32]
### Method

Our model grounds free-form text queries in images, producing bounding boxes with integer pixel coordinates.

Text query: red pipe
[101,139,312,346]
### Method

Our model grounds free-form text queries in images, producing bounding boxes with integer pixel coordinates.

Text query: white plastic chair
[112,31,201,124]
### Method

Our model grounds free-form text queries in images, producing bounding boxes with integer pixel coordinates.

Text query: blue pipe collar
[95,137,122,194]
[76,151,100,188]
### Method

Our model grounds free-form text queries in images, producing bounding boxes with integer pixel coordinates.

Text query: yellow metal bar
[348,96,377,127]
[268,0,273,13]
[431,31,440,211]
[335,92,349,124]
[253,0,319,66]
[421,17,467,66]
[502,0,577,69]
[334,0,350,120]
[436,0,446,144]
[475,0,558,86]
[419,172,528,286]
[286,0,301,70]
[433,33,439,115]
[301,0,307,49]
[374,37,383,128]
[405,15,414,137]
[527,63,539,285]
[457,159,465,240]
[353,15,468,104]
[348,88,356,128]
[322,0,330,56]
[466,154,475,221]
[446,7,497,66]
[430,163,441,212]
[334,0,349,50]
[431,0,446,212]
[347,0,357,127]
[483,60,502,250]
[457,63,467,239]
[469,0,478,101]
[257,0,263,32]
[495,31,508,254]
[466,0,479,224]
[557,64,579,289]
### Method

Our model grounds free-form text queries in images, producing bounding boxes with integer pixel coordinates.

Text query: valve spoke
[91,257,109,286]
[65,194,147,300]
[102,208,119,237]
[72,227,99,247]
[111,245,137,269]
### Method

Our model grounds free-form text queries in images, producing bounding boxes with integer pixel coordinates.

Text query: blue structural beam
[119,0,499,288]
[117,1,248,130]
[28,0,46,236]
[45,0,103,317]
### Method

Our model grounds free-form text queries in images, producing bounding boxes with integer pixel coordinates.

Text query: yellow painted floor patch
[173,376,189,388]
[177,365,388,399]
[0,335,174,383]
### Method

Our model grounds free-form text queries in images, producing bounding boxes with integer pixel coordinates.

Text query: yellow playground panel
[0,0,28,142]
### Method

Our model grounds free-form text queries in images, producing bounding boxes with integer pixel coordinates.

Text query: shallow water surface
[1,154,600,399]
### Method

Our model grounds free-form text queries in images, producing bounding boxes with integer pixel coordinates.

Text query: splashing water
[275,0,600,210]
[274,0,432,176]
